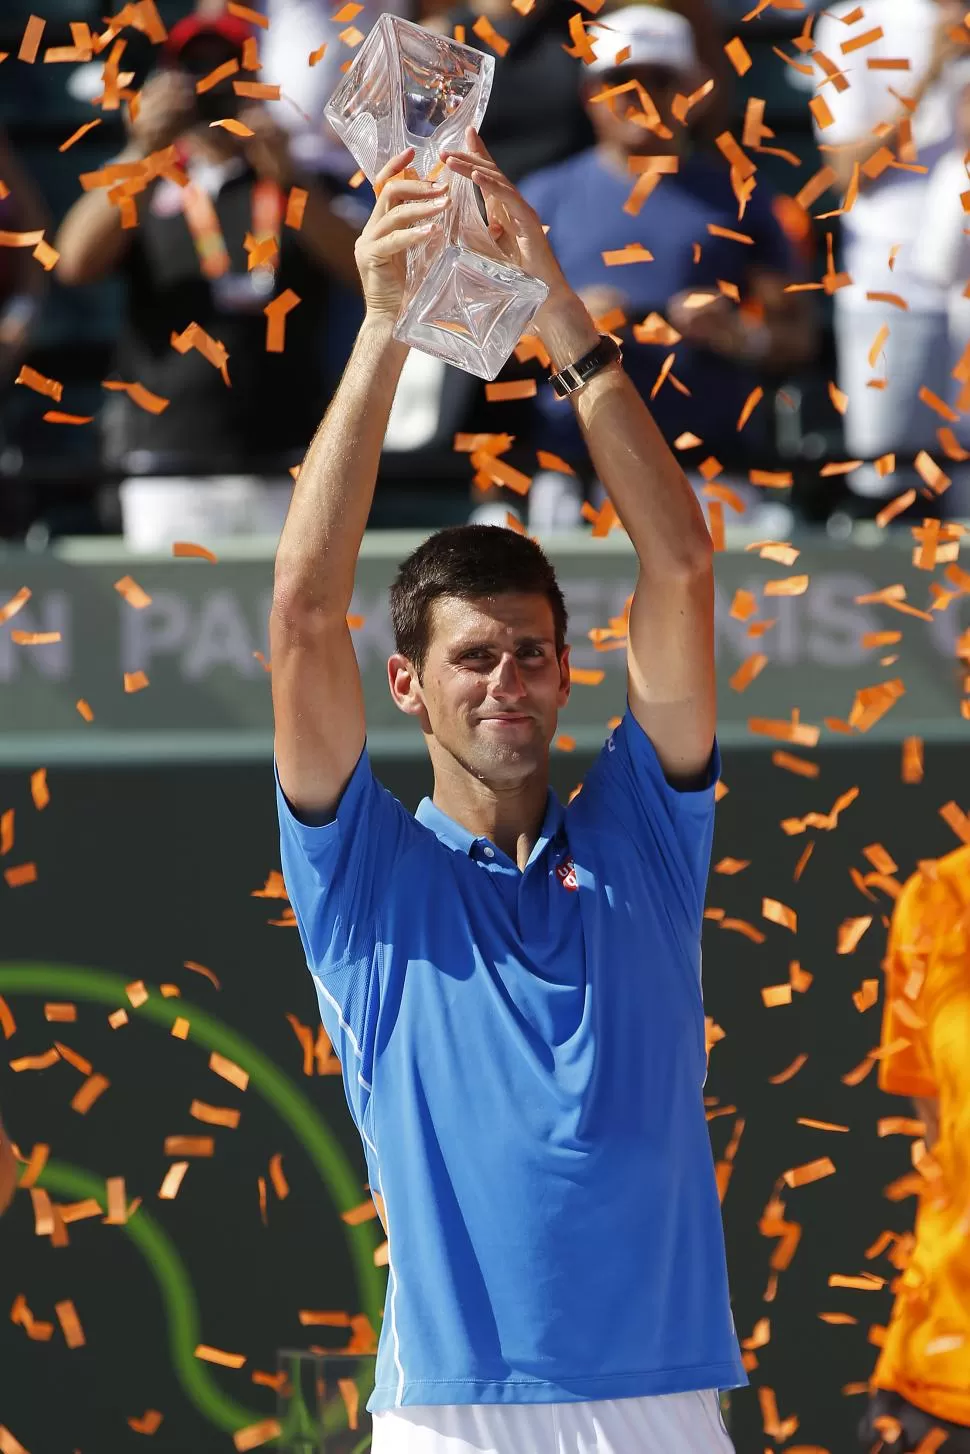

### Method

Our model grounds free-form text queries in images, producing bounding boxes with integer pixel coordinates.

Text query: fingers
[373,146,416,197]
[369,193,448,238]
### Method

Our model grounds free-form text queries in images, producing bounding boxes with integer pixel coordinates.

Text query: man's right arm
[270,150,448,825]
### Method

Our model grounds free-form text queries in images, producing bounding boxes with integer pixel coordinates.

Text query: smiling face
[389,592,571,789]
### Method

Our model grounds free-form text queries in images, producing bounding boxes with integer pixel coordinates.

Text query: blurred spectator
[195,0,414,185]
[910,59,970,514]
[508,6,816,530]
[812,0,970,516]
[0,129,50,388]
[54,9,361,551]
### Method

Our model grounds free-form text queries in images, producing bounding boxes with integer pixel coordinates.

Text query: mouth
[478,714,533,727]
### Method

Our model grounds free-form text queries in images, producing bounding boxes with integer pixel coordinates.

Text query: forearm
[538,295,712,570]
[274,314,408,611]
[54,142,142,285]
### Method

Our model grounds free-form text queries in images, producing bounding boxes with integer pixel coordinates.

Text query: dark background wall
[1,737,963,1452]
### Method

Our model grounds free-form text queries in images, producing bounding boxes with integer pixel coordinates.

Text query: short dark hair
[389,525,569,677]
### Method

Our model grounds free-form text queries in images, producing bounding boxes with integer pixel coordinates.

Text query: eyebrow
[452,635,554,652]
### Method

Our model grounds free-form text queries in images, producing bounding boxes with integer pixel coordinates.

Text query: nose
[490,653,527,703]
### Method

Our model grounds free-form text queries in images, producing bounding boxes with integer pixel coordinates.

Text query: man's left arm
[537,297,716,788]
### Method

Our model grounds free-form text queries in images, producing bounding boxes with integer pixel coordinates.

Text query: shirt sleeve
[878,868,938,1098]
[574,706,720,931]
[275,746,417,1121]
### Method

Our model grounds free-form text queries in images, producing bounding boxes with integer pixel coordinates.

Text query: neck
[428,748,551,870]
[596,139,681,175]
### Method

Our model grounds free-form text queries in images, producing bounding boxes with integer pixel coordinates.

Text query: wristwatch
[550,334,623,400]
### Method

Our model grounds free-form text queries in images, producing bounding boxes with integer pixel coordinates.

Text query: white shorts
[372,1389,735,1454]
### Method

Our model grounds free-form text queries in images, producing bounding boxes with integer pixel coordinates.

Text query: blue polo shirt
[276,708,745,1412]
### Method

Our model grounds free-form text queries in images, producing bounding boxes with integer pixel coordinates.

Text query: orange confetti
[5,863,37,888]
[724,36,752,74]
[233,80,280,101]
[10,630,60,646]
[55,1299,85,1348]
[569,667,605,686]
[0,587,30,625]
[783,1156,836,1188]
[602,243,654,266]
[0,997,15,1039]
[749,470,793,489]
[18,15,45,63]
[164,1136,214,1157]
[158,1161,189,1199]
[172,542,218,563]
[471,15,509,55]
[764,574,809,597]
[842,1054,876,1086]
[729,653,768,692]
[114,575,152,609]
[797,1118,849,1133]
[195,1344,246,1368]
[878,1116,925,1137]
[772,751,819,779]
[234,1420,282,1452]
[768,1054,808,1085]
[18,1144,48,1188]
[852,978,879,1013]
[820,1313,858,1325]
[264,289,300,353]
[901,737,923,784]
[737,386,763,431]
[102,379,169,414]
[269,1153,289,1200]
[763,897,797,932]
[837,916,872,955]
[209,1052,248,1090]
[196,58,239,93]
[123,670,149,694]
[15,365,62,402]
[71,1073,109,1113]
[190,1100,241,1129]
[484,379,536,402]
[762,984,793,1008]
[210,117,254,137]
[30,769,49,810]
[127,1411,164,1435]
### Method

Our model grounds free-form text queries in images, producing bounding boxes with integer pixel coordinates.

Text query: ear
[388,653,426,718]
[558,644,571,709]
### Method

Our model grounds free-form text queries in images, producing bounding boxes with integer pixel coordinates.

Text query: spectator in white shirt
[812,0,969,513]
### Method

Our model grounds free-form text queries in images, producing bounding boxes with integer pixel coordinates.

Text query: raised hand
[354,147,450,320]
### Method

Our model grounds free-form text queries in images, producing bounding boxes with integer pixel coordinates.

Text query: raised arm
[444,128,715,789]
[271,148,448,824]
[55,72,197,286]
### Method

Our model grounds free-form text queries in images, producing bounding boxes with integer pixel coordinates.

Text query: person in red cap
[55,6,362,550]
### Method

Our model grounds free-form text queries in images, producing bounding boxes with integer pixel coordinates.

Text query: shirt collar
[415,790,567,861]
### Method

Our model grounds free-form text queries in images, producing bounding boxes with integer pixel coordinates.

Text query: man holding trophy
[272,18,740,1454]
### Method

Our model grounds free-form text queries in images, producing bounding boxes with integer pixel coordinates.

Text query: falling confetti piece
[128,1410,164,1435]
[783,1156,836,1188]
[172,542,219,563]
[71,1073,109,1113]
[195,1344,246,1368]
[55,1299,85,1348]
[5,863,37,888]
[763,898,797,932]
[164,1136,214,1157]
[233,1419,282,1452]
[15,365,62,402]
[265,289,301,353]
[209,1052,248,1090]
[0,587,30,624]
[484,380,536,402]
[190,1100,241,1129]
[768,1054,808,1084]
[797,1118,849,1133]
[102,379,170,414]
[0,997,16,1038]
[123,671,149,694]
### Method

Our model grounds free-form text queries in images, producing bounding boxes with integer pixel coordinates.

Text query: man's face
[585,64,681,154]
[391,593,571,789]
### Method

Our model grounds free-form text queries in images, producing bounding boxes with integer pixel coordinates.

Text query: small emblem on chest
[555,857,579,891]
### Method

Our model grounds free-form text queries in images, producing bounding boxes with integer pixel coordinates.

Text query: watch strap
[550,334,622,400]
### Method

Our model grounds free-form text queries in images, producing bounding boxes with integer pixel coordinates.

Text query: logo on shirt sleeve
[555,857,579,891]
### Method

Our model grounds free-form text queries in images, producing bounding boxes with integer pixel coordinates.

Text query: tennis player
[271,128,743,1453]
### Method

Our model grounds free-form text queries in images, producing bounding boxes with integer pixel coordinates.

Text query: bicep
[626,563,717,788]
[270,607,366,825]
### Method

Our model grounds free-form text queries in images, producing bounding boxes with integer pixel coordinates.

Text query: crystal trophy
[324,15,549,380]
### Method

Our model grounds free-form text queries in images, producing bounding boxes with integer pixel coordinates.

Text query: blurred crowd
[2,0,970,545]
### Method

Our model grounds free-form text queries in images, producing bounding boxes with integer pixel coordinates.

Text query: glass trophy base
[395,243,549,381]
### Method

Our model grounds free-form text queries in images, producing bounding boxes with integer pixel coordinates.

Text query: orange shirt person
[860,845,970,1453]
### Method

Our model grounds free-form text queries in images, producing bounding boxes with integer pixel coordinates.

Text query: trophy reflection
[325,15,549,380]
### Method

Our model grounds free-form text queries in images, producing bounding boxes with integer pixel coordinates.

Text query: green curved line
[36,1159,258,1432]
[1,963,385,1437]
